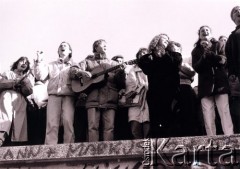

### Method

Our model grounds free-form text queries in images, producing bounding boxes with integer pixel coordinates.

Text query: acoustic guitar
[71,59,137,93]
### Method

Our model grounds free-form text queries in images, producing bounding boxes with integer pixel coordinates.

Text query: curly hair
[136,48,148,59]
[148,34,169,52]
[11,56,30,74]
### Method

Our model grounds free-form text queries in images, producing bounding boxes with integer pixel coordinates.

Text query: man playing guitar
[70,39,126,142]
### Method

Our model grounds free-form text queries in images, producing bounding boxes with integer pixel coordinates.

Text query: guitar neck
[92,59,136,78]
[93,65,121,77]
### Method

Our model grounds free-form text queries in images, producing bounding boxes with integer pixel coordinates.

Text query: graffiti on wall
[0,140,143,161]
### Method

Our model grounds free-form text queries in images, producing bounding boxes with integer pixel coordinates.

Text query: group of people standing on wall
[0,6,239,147]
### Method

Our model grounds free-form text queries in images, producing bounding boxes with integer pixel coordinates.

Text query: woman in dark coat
[192,25,234,136]
[138,34,182,138]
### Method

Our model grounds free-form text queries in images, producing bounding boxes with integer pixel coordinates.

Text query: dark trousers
[74,105,88,142]
[147,89,176,138]
[174,85,205,137]
[114,107,132,140]
[229,96,240,133]
[27,102,46,145]
[130,121,150,139]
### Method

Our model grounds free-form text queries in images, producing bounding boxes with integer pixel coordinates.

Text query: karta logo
[142,138,240,167]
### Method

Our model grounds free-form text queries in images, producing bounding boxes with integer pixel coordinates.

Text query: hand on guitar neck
[119,63,127,70]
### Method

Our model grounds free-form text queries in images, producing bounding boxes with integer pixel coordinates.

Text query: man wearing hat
[111,55,124,64]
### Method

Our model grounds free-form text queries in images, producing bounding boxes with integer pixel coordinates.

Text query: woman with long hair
[0,56,33,146]
[192,25,234,136]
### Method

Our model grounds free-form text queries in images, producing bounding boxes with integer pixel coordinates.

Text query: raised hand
[35,51,44,63]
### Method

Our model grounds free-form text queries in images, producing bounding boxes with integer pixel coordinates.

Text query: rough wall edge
[0,134,240,164]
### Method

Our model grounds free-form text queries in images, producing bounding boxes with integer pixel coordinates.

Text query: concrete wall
[1,135,240,168]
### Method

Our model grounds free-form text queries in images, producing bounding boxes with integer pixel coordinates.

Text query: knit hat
[179,65,195,80]
[111,55,124,61]
[148,34,169,51]
[231,6,240,21]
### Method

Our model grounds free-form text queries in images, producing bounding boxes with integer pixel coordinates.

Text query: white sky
[0,0,239,72]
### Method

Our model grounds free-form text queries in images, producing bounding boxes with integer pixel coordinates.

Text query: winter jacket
[226,25,240,78]
[0,71,33,141]
[71,54,126,110]
[192,39,230,98]
[34,59,75,96]
[126,65,149,123]
[138,51,182,95]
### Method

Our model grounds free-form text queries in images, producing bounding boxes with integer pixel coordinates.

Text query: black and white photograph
[0,0,240,168]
